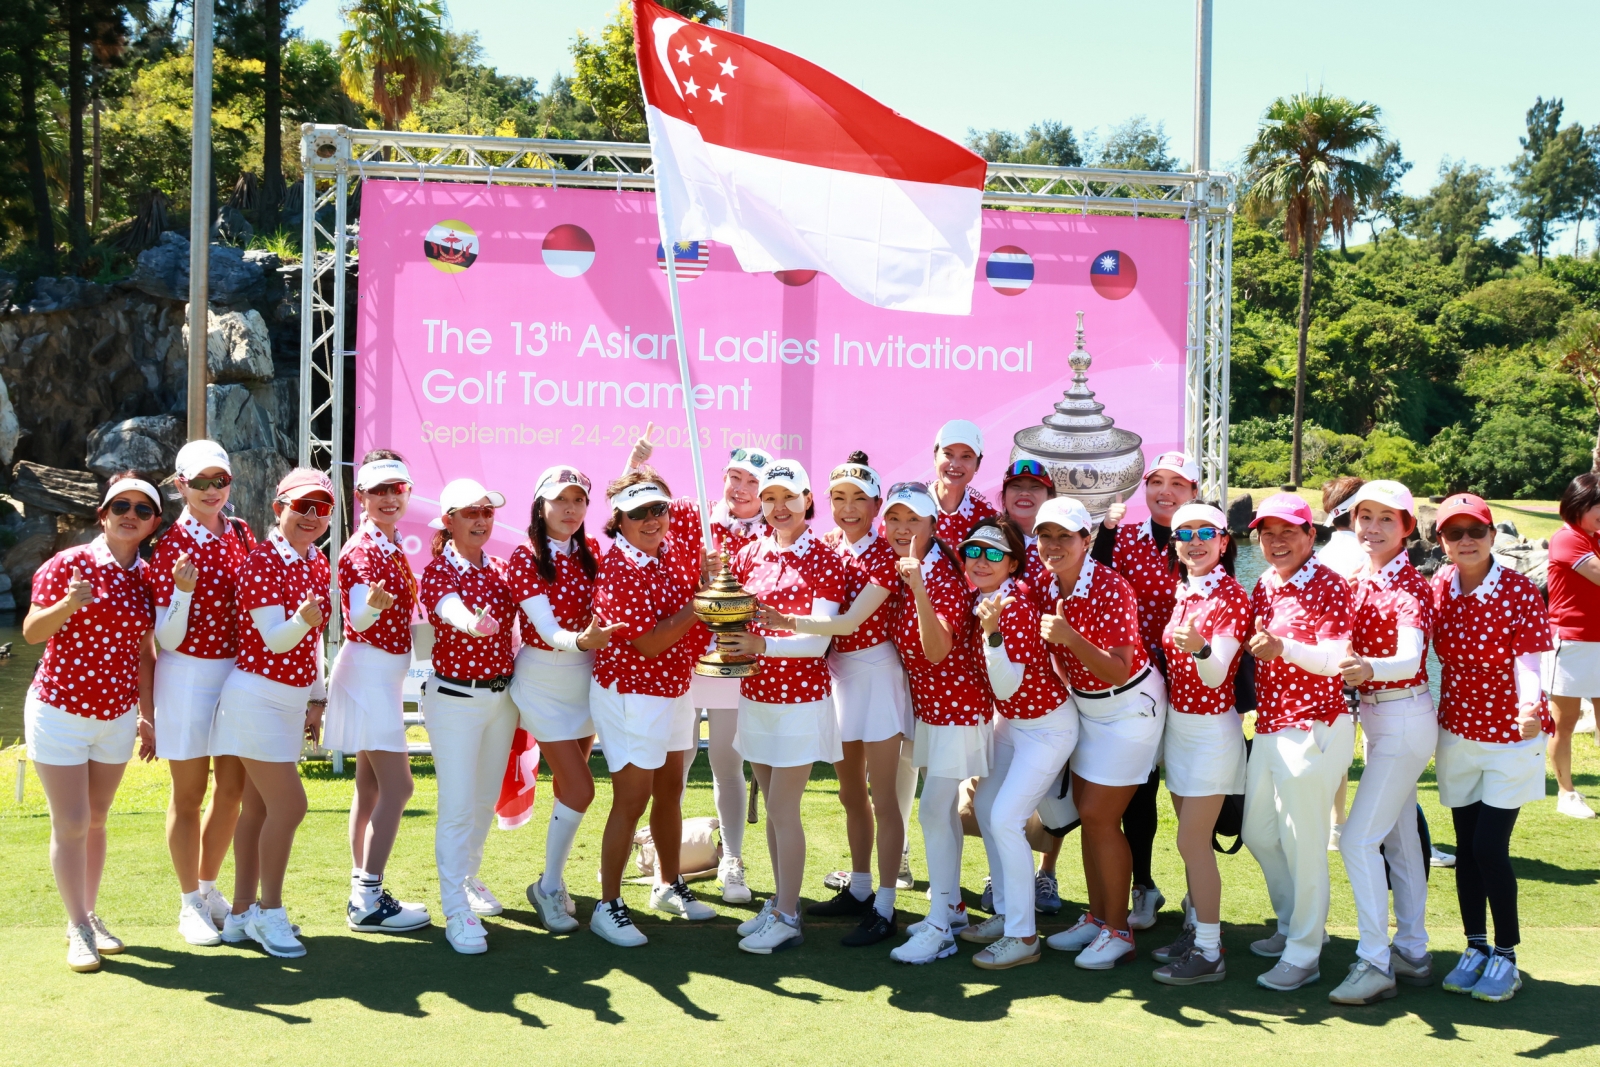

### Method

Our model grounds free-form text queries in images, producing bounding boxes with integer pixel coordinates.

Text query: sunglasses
[1006,458,1048,479]
[450,505,497,522]
[1441,523,1492,542]
[365,481,411,496]
[626,502,670,521]
[730,448,769,469]
[961,544,1009,562]
[280,497,335,518]
[107,499,157,521]
[1173,527,1221,542]
[831,464,874,484]
[185,474,232,491]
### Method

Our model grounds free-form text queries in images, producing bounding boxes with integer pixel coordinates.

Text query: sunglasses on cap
[449,505,497,522]
[729,448,769,469]
[831,463,875,483]
[626,502,670,521]
[107,499,157,521]
[548,469,592,492]
[1441,523,1492,542]
[184,473,232,491]
[365,481,411,496]
[886,481,927,498]
[1173,527,1221,542]
[280,497,335,518]
[1005,458,1048,480]
[961,544,1009,563]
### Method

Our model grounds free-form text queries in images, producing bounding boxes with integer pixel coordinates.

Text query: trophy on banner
[693,557,762,678]
[1010,310,1146,524]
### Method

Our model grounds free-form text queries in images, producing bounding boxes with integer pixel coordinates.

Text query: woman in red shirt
[417,478,519,956]
[930,419,998,544]
[1542,472,1600,819]
[24,473,163,972]
[1032,496,1162,971]
[147,439,256,947]
[507,464,623,934]
[210,468,335,960]
[1432,495,1553,1004]
[589,468,717,947]
[325,450,429,935]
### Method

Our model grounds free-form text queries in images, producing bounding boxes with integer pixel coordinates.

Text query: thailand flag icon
[1090,249,1138,300]
[985,245,1033,296]
[657,240,711,280]
[541,225,596,277]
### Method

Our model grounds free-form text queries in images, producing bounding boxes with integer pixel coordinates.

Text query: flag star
[708,83,725,104]
[684,76,699,96]
[698,36,717,54]
[720,58,737,78]
[676,44,693,64]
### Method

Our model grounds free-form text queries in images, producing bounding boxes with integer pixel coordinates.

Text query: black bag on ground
[1212,736,1251,854]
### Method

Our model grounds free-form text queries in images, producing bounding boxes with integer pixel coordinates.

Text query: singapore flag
[634,0,986,315]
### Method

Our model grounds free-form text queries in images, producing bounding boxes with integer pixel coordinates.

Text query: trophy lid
[1013,311,1143,460]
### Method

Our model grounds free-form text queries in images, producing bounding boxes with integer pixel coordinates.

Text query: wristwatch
[987,631,1004,648]
[1192,642,1212,660]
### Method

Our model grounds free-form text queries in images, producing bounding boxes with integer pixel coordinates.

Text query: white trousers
[973,702,1079,938]
[1242,714,1355,969]
[1339,694,1437,970]
[422,682,518,918]
[918,774,965,930]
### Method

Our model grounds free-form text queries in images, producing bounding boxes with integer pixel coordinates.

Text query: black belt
[1072,666,1152,700]
[433,674,510,693]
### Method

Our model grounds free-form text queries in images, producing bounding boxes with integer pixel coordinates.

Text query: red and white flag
[634,0,987,315]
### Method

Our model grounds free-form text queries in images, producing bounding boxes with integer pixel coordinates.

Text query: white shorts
[589,680,695,773]
[1071,670,1167,787]
[912,719,993,780]
[210,669,311,763]
[1435,728,1548,810]
[830,642,914,744]
[1543,639,1600,698]
[25,693,136,766]
[735,696,842,768]
[153,651,235,761]
[1163,708,1247,797]
[324,640,410,754]
[510,645,595,743]
[689,673,741,711]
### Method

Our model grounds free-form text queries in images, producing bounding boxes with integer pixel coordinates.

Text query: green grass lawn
[1,733,1597,1067]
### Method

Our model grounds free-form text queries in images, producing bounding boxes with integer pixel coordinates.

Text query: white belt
[1358,683,1429,705]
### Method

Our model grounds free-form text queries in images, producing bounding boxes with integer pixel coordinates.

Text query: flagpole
[657,220,716,549]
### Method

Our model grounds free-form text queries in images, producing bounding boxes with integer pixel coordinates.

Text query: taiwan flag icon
[1089,250,1137,300]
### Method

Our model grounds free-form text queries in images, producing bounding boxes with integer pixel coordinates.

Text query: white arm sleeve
[435,592,491,637]
[308,632,327,702]
[249,605,313,654]
[1192,634,1241,688]
[348,583,382,634]
[1515,651,1543,707]
[519,594,581,653]
[1279,636,1348,677]
[763,600,838,658]
[984,638,1026,701]
[1366,626,1426,683]
[155,589,192,650]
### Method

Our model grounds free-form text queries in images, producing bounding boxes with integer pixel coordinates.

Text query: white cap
[102,476,163,513]
[883,481,938,519]
[1146,450,1199,484]
[1344,479,1416,518]
[1034,496,1093,534]
[958,523,1014,555]
[607,480,672,514]
[1170,503,1228,530]
[429,478,506,528]
[934,419,984,456]
[758,460,810,498]
[725,447,774,477]
[174,440,231,479]
[534,464,592,501]
[829,460,881,497]
[355,457,411,491]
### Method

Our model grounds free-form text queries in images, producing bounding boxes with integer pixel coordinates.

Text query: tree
[1556,309,1600,471]
[1359,141,1410,245]
[1510,97,1592,268]
[1094,115,1177,171]
[965,120,1082,167]
[1570,125,1600,257]
[1243,90,1386,484]
[1407,160,1498,265]
[569,0,726,142]
[338,0,449,128]
[15,0,57,267]
[218,0,308,231]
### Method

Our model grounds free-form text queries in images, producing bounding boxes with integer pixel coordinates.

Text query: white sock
[874,886,896,919]
[182,889,204,907]
[778,909,800,927]
[540,801,585,894]
[848,871,872,901]
[197,879,217,896]
[353,871,382,907]
[1195,921,1222,961]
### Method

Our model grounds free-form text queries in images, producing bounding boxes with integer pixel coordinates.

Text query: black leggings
[1452,802,1521,948]
[1122,769,1160,890]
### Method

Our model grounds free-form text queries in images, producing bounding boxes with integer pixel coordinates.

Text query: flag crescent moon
[651,16,687,99]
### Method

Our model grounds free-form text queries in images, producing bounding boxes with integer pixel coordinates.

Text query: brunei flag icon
[424,220,479,273]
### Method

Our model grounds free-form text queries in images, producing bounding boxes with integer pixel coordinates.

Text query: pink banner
[355,180,1190,559]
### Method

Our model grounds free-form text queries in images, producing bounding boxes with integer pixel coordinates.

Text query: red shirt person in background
[1541,472,1600,820]
[929,419,998,544]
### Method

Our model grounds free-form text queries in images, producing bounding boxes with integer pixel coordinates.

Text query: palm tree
[338,0,449,129]
[1244,91,1386,484]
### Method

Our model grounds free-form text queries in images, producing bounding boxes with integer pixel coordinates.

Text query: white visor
[608,481,672,513]
[355,458,411,491]
[759,460,810,498]
[534,465,592,501]
[102,478,163,513]
[1170,503,1228,530]
[829,461,881,497]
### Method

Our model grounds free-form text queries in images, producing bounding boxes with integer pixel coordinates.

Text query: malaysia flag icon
[541,224,596,277]
[985,245,1033,296]
[1090,249,1138,300]
[657,240,711,279]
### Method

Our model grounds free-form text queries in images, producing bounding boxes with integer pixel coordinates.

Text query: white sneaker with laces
[737,899,775,937]
[220,907,254,944]
[959,912,1007,944]
[66,922,100,973]
[1075,927,1136,970]
[527,876,580,933]
[247,906,306,958]
[891,924,957,964]
[463,877,503,916]
[347,889,432,933]
[1429,846,1457,868]
[1046,913,1102,952]
[1557,790,1597,820]
[650,877,716,920]
[590,898,648,947]
[445,912,489,954]
[738,912,803,955]
[200,886,231,928]
[719,856,752,904]
[973,935,1042,970]
[86,913,123,954]
[1129,886,1165,931]
[179,899,222,947]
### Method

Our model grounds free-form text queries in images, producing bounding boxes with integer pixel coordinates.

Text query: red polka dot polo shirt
[30,537,155,719]
[935,486,998,546]
[1349,554,1434,695]
[1112,520,1180,662]
[1432,562,1554,741]
[418,540,517,680]
[974,579,1069,720]
[891,546,990,726]
[1162,568,1251,716]
[338,520,416,655]
[235,529,332,688]
[147,510,256,658]
[1249,559,1353,733]
[592,533,705,698]
[824,529,902,654]
[1034,559,1149,693]
[507,537,601,650]
[732,529,849,704]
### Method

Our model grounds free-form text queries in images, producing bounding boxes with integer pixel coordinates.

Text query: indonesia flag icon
[657,240,711,280]
[985,246,1033,296]
[1090,249,1138,300]
[541,225,596,277]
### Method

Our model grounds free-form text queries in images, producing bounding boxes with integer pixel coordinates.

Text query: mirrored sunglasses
[961,544,1009,562]
[730,448,769,468]
[1173,527,1221,542]
[365,481,411,496]
[108,499,157,521]
[282,497,335,518]
[1006,458,1048,479]
[185,474,232,491]
[449,505,496,522]
[626,502,670,521]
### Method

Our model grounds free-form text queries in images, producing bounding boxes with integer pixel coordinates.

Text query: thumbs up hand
[1338,641,1373,685]
[469,606,500,638]
[1248,616,1283,661]
[64,567,94,611]
[295,591,324,628]
[627,423,657,470]
[1040,598,1079,647]
[1172,619,1205,654]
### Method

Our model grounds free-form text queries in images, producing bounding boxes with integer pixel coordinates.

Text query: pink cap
[1435,493,1493,528]
[1249,492,1314,529]
[276,467,335,501]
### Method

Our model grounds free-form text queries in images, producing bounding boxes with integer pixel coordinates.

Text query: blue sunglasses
[1173,527,1221,542]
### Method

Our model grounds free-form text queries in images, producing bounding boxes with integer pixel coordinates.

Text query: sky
[293,0,1600,237]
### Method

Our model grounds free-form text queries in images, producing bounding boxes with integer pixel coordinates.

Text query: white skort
[589,680,695,772]
[912,719,994,780]
[324,640,411,754]
[1435,727,1548,810]
[1163,708,1248,797]
[1070,669,1168,788]
[830,641,914,744]
[735,696,842,768]
[210,669,312,763]
[689,673,742,711]
[25,692,136,766]
[1542,639,1600,698]
[152,650,235,761]
[510,645,595,743]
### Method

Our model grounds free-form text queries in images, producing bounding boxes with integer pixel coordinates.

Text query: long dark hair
[527,496,599,582]
[1165,506,1237,577]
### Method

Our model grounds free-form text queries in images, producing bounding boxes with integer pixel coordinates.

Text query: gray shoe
[1153,947,1226,985]
[1442,948,1489,994]
[1328,959,1397,1005]
[1034,872,1061,915]
[1391,946,1433,986]
[1257,959,1321,991]
[1250,931,1287,958]
[1151,926,1196,965]
[1469,954,1522,1002]
[979,876,993,914]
